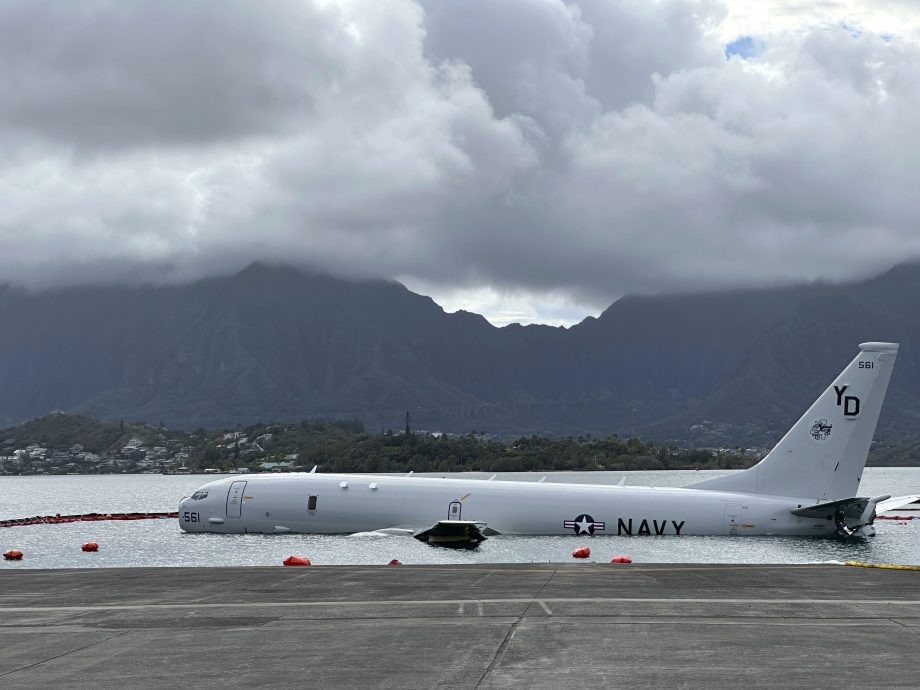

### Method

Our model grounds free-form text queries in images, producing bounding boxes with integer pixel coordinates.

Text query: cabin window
[307,495,318,511]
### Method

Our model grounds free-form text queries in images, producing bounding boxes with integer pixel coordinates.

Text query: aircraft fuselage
[178,473,835,537]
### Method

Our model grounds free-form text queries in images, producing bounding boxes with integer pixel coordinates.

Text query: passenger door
[226,481,247,518]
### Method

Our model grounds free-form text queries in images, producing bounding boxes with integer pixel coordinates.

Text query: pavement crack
[475,565,559,688]
[524,563,558,616]
[0,630,130,678]
[475,617,520,689]
[889,619,919,634]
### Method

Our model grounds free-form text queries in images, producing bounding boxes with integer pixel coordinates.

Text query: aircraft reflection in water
[180,343,913,546]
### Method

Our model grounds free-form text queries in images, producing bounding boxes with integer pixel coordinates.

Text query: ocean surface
[1,468,918,569]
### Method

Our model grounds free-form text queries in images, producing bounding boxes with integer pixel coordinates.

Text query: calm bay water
[1,468,918,569]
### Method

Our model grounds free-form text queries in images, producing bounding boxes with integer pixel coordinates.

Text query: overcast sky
[2,1,919,325]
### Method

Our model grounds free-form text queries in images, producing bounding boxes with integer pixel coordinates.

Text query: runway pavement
[0,563,918,688]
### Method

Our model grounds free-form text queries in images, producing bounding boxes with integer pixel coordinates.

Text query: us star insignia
[564,514,605,535]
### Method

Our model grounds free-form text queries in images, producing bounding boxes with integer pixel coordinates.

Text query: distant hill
[0,413,171,454]
[1,261,919,446]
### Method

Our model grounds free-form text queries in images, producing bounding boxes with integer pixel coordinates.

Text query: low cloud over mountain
[2,2,920,324]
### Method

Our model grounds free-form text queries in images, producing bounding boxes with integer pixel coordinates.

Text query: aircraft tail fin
[689,342,898,500]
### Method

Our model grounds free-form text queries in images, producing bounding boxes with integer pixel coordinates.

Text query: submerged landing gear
[835,510,876,538]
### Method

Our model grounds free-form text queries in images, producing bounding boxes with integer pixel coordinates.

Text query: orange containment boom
[0,512,178,528]
[875,515,915,520]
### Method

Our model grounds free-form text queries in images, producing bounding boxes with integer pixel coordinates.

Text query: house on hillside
[259,461,294,472]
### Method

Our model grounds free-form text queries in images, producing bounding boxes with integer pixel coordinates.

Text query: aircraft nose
[178,495,201,531]
[179,488,217,531]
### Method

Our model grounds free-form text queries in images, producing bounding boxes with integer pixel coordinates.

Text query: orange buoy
[3,549,23,560]
[81,542,99,552]
[572,546,590,559]
[388,559,402,566]
[283,555,311,566]
[610,555,632,564]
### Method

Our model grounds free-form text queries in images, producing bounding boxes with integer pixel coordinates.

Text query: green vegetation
[190,419,757,473]
[0,413,173,454]
[868,438,920,467]
[2,413,917,475]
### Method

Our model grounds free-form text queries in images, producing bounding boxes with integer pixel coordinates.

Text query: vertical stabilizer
[689,343,898,500]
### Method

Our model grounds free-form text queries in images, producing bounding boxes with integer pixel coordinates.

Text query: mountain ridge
[1,261,918,445]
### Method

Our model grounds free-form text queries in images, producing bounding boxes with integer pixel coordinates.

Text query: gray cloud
[1,0,919,322]
[0,0,337,149]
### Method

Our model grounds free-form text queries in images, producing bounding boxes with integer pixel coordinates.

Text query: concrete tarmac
[0,563,918,688]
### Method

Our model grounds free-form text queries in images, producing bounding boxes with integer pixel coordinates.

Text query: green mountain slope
[1,262,919,444]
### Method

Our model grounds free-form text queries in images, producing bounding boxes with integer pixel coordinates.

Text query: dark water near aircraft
[1,469,918,568]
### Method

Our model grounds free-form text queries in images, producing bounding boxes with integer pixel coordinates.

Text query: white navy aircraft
[180,342,904,545]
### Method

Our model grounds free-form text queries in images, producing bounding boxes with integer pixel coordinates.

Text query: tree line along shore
[0,412,916,475]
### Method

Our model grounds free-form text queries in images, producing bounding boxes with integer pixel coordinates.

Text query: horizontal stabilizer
[876,494,920,512]
[791,494,889,519]
[791,498,867,519]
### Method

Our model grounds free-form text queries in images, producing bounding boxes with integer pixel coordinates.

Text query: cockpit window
[191,491,208,500]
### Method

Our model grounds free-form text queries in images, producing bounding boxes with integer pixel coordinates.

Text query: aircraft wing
[349,520,496,548]
[349,526,418,537]
[876,494,920,513]
[413,520,489,547]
